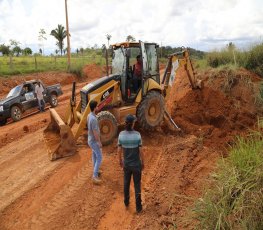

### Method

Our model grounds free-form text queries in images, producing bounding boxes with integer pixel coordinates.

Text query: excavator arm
[162,48,202,98]
[161,48,202,131]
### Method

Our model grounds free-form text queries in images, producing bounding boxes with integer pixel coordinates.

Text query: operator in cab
[133,55,142,92]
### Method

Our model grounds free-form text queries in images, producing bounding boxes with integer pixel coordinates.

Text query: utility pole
[160,41,162,58]
[65,0,71,70]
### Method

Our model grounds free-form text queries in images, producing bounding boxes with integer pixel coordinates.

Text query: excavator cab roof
[112,42,139,49]
[112,42,159,49]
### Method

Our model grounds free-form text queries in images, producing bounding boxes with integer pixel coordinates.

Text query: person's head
[125,114,136,131]
[136,55,141,62]
[89,100,98,112]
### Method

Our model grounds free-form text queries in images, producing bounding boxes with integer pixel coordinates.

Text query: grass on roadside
[205,43,263,78]
[191,119,263,230]
[0,55,106,77]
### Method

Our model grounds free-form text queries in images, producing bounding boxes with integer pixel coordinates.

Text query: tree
[80,48,84,56]
[39,48,42,55]
[38,29,47,55]
[227,42,236,51]
[50,24,67,56]
[9,39,21,56]
[23,47,32,56]
[10,39,20,47]
[0,44,10,55]
[126,35,136,42]
[227,42,236,66]
[106,34,112,47]
[13,46,22,56]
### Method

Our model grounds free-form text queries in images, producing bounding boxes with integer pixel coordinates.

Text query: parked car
[0,79,63,125]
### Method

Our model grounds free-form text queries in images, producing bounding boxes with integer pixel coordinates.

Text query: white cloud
[0,0,262,54]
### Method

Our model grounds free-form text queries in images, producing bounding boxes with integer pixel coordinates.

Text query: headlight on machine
[0,106,3,112]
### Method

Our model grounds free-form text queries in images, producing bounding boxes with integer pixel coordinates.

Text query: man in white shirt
[35,82,45,112]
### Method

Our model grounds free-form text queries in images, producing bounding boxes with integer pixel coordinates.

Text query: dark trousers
[133,77,142,92]
[124,166,142,211]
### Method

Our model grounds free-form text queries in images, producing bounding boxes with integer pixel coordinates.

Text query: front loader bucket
[43,108,77,161]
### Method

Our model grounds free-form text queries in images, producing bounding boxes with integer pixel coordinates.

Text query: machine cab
[111,41,160,102]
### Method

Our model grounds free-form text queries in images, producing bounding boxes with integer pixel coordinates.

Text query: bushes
[207,50,235,67]
[68,64,84,79]
[192,122,263,229]
[206,43,263,77]
[245,44,263,77]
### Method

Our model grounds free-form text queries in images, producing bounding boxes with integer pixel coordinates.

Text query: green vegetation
[0,45,204,77]
[159,46,205,59]
[205,43,263,77]
[0,55,106,77]
[192,121,263,230]
[50,24,67,56]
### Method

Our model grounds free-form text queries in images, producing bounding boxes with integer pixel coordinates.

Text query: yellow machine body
[43,42,201,160]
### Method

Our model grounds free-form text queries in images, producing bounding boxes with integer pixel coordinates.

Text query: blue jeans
[37,99,45,112]
[88,141,102,178]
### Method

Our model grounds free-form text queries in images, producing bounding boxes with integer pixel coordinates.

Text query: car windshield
[6,85,22,98]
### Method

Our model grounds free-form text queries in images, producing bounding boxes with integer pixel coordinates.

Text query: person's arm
[139,146,144,170]
[138,133,144,170]
[117,134,123,168]
[117,146,123,168]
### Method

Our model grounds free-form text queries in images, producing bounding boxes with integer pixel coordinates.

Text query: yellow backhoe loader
[43,41,201,160]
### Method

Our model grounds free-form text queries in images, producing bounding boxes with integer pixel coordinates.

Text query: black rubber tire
[97,111,118,146]
[0,119,7,126]
[49,94,58,108]
[137,90,165,130]
[11,105,22,122]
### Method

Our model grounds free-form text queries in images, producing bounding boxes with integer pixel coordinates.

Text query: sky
[0,0,262,55]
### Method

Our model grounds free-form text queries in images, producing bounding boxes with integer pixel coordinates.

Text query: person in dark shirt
[133,55,142,92]
[117,114,144,213]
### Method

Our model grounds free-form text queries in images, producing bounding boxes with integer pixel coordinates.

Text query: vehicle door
[112,47,127,100]
[139,41,149,97]
[21,83,37,110]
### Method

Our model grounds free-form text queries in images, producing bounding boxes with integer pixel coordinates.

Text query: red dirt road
[0,64,261,229]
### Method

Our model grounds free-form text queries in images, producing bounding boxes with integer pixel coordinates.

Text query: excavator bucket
[43,108,77,161]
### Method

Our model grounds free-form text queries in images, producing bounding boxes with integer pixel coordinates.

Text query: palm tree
[50,24,67,56]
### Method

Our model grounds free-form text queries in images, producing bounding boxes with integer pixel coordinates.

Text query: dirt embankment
[168,67,262,151]
[0,64,262,230]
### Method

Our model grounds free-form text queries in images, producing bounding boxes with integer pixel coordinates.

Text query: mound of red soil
[168,67,262,151]
[82,63,106,80]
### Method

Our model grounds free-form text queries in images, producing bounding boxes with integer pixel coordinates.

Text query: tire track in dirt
[0,130,62,212]
[27,159,93,229]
